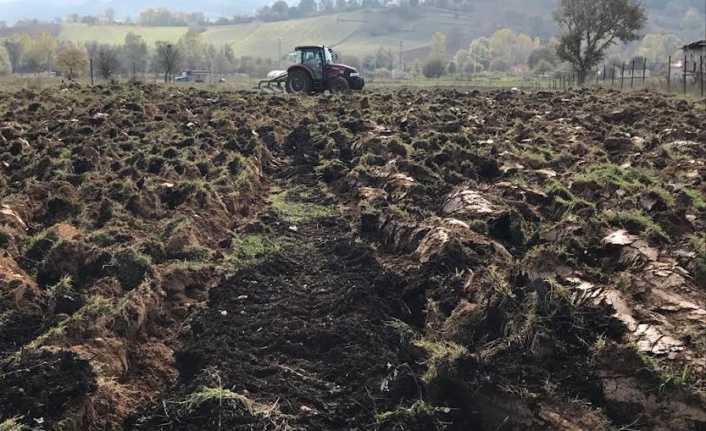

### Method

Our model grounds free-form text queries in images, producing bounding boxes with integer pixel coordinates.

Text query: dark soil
[1,83,705,431]
[0,349,97,427]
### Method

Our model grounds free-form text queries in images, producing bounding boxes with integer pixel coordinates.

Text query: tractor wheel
[329,76,350,94]
[286,69,313,94]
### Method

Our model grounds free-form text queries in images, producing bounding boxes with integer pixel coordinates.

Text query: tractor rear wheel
[286,69,313,94]
[329,76,350,94]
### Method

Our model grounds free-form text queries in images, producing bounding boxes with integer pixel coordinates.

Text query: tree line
[0,30,279,81]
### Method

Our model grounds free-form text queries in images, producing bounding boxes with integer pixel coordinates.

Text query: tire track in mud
[128,163,417,429]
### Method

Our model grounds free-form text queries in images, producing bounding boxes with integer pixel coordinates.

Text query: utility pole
[399,40,403,72]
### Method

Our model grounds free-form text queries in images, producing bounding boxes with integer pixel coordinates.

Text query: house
[682,40,706,74]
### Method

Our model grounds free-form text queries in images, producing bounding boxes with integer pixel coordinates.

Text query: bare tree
[97,47,120,80]
[156,42,181,82]
[553,0,647,84]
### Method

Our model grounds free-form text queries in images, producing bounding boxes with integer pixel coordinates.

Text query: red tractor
[258,45,365,94]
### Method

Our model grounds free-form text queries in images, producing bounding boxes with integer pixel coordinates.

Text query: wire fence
[545,54,705,96]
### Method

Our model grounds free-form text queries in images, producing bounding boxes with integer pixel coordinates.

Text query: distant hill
[0,0,269,23]
[2,1,704,62]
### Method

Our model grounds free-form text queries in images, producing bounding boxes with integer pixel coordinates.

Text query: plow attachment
[257,71,288,93]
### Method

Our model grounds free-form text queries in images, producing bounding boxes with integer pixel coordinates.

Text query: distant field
[60,23,190,46]
[56,7,482,60]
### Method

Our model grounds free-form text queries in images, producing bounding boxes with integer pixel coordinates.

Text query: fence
[548,55,705,96]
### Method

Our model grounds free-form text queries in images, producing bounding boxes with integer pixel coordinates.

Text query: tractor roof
[295,45,326,50]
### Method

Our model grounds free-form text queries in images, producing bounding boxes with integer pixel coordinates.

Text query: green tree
[468,37,491,71]
[553,0,647,84]
[528,47,556,68]
[23,32,57,73]
[3,33,25,73]
[97,46,120,79]
[533,58,554,75]
[0,44,11,75]
[423,57,445,78]
[298,0,318,14]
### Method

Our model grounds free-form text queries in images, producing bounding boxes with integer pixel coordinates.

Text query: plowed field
[1,83,705,431]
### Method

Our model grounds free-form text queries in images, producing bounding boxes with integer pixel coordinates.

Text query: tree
[528,47,556,69]
[123,32,149,75]
[422,58,445,78]
[468,37,491,71]
[298,0,318,14]
[0,45,10,75]
[533,58,554,75]
[97,47,120,79]
[3,34,25,73]
[156,42,181,82]
[177,30,206,70]
[553,0,647,84]
[271,0,290,19]
[430,32,447,59]
[22,32,57,73]
[55,44,88,78]
[489,58,507,72]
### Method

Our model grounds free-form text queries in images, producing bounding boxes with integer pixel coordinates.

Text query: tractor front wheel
[329,76,350,94]
[286,69,313,94]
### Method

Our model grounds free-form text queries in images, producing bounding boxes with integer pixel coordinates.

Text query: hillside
[57,7,488,60]
[49,2,705,62]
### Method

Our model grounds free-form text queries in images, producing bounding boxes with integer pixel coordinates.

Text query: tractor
[258,45,365,94]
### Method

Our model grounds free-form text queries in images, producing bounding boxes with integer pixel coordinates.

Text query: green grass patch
[601,209,669,243]
[269,187,338,223]
[225,233,285,275]
[573,163,660,191]
[683,188,706,211]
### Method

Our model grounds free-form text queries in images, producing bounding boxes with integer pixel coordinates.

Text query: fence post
[603,64,606,86]
[667,56,671,91]
[682,55,686,94]
[699,55,704,97]
[642,58,646,85]
[612,63,616,88]
[90,58,94,85]
[630,60,635,89]
[621,61,625,90]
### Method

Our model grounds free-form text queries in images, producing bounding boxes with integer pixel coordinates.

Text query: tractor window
[324,49,333,64]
